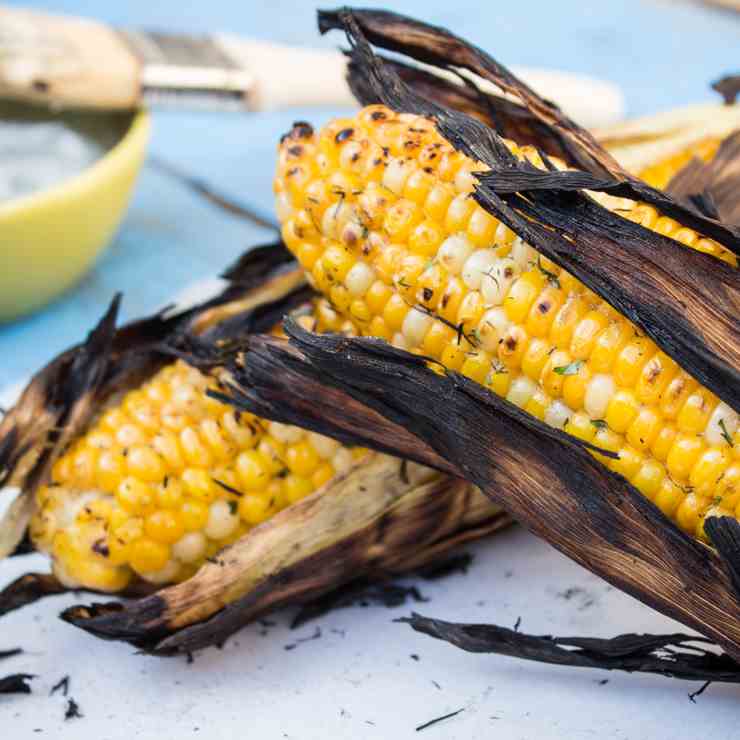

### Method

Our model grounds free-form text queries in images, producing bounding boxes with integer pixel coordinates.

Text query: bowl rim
[0,108,150,218]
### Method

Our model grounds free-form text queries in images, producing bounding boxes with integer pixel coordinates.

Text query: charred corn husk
[275,105,740,542]
[29,303,367,592]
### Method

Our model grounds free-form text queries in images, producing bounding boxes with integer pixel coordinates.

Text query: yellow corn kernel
[525,286,564,338]
[666,433,704,480]
[570,311,609,360]
[605,390,640,434]
[461,350,492,384]
[564,412,597,443]
[631,459,666,500]
[505,270,545,324]
[549,295,589,350]
[677,388,718,434]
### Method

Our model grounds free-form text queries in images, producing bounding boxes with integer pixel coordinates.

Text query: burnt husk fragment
[712,74,740,105]
[0,674,34,695]
[401,613,740,683]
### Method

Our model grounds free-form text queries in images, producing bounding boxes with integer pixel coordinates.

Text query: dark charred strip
[712,74,740,105]
[320,7,740,253]
[217,325,740,661]
[0,674,34,695]
[219,240,295,285]
[705,517,740,598]
[319,7,618,177]
[0,572,155,618]
[400,613,740,683]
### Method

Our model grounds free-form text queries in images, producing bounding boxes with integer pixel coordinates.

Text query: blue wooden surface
[1,0,738,387]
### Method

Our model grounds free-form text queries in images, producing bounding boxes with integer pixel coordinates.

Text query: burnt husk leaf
[400,613,740,683]
[320,8,740,412]
[0,573,69,616]
[219,323,740,662]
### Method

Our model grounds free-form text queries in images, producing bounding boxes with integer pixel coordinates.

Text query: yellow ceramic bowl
[0,104,150,321]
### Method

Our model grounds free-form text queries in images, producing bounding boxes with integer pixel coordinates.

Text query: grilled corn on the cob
[274,105,740,542]
[30,303,365,591]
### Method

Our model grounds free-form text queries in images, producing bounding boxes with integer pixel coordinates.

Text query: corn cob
[274,105,740,543]
[29,301,365,592]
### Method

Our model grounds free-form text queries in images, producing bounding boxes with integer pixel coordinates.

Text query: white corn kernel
[269,421,304,444]
[507,376,537,408]
[480,257,518,306]
[332,447,355,474]
[345,262,375,296]
[545,400,573,430]
[585,374,617,419]
[705,402,739,446]
[402,307,433,347]
[462,248,498,290]
[454,166,475,194]
[511,236,536,270]
[308,432,340,459]
[172,532,207,564]
[477,307,510,353]
[382,158,413,195]
[438,234,474,275]
[205,500,239,541]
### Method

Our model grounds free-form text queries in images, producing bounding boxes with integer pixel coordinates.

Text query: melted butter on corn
[274,105,740,544]
[31,305,365,592]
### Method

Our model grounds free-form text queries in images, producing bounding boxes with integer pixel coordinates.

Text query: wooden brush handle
[0,5,624,128]
[0,6,140,109]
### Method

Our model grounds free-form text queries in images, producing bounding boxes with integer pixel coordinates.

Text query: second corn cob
[275,105,740,542]
[30,300,366,591]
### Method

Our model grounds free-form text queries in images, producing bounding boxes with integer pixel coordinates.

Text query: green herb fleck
[591,419,608,430]
[537,257,561,288]
[554,360,584,376]
[718,418,734,446]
